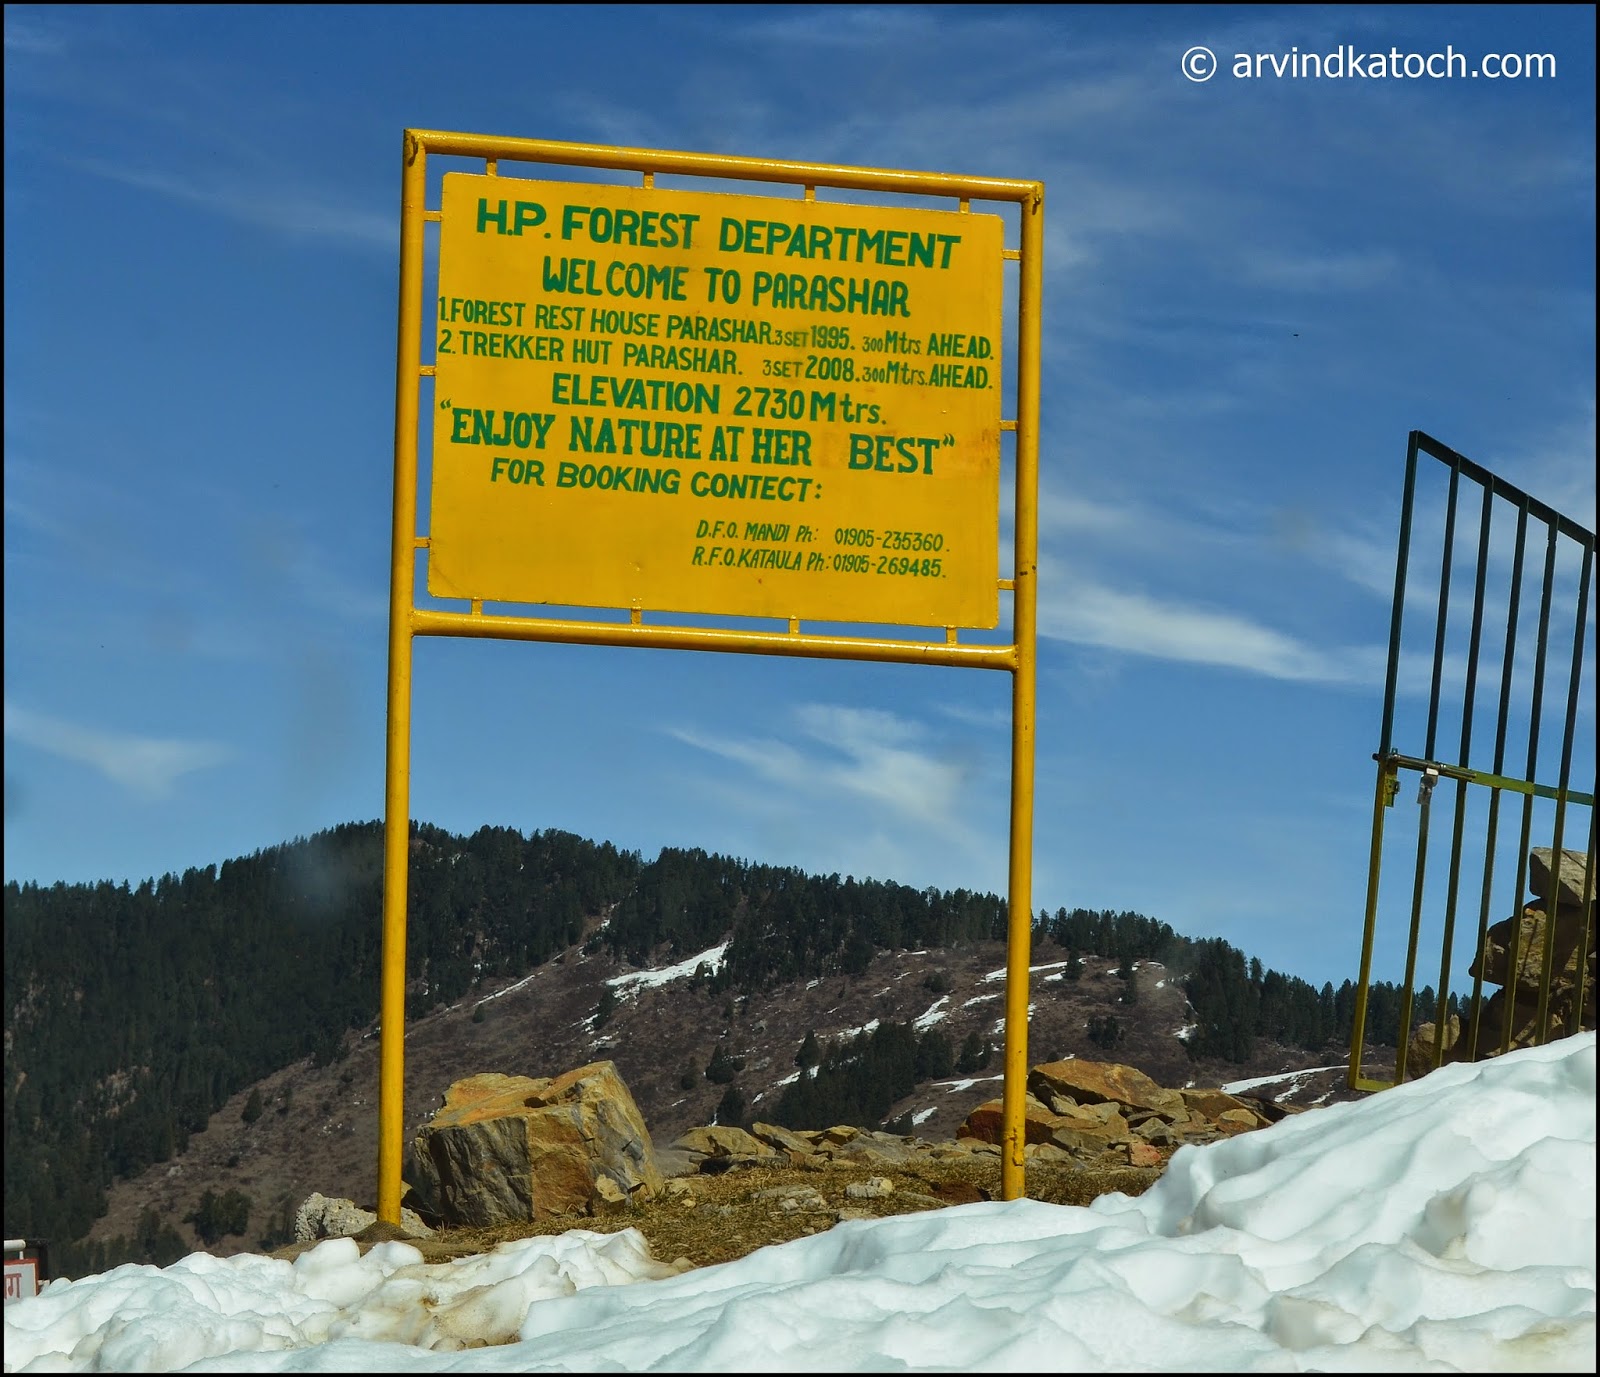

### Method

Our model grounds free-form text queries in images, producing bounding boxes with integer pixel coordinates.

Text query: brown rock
[830,1138,919,1169]
[1028,1058,1170,1114]
[673,1125,777,1161]
[1463,985,1594,1059]
[1177,1088,1258,1124]
[1069,1102,1131,1135]
[1470,907,1591,991]
[1127,1141,1164,1168]
[958,1094,1062,1146]
[1133,1118,1181,1147]
[749,1122,817,1158]
[1404,1015,1462,1080]
[1529,847,1597,912]
[1047,1126,1118,1157]
[406,1062,663,1227]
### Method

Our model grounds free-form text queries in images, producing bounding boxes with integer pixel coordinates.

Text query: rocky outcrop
[405,1061,664,1226]
[954,1055,1287,1168]
[656,1057,1299,1178]
[392,1054,1309,1236]
[1435,847,1597,1073]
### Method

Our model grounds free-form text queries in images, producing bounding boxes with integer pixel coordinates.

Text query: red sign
[4,1256,39,1300]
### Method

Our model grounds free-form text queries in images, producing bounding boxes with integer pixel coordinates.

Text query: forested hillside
[4,820,1438,1261]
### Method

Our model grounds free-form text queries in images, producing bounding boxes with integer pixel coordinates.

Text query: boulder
[1126,1141,1164,1169]
[1028,1058,1172,1115]
[1470,906,1592,991]
[1464,984,1594,1058]
[958,1093,1062,1146]
[406,1062,663,1227]
[749,1121,818,1159]
[1177,1088,1258,1123]
[958,1092,1138,1161]
[1529,847,1597,912]
[1404,1015,1461,1080]
[830,1136,918,1169]
[294,1192,434,1243]
[671,1124,779,1169]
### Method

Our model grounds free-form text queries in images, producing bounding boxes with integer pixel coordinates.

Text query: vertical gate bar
[1470,501,1529,1060]
[1569,810,1597,1036]
[1379,434,1422,757]
[1396,456,1461,1076]
[378,131,428,1223]
[1424,463,1462,761]
[1352,432,1421,1087]
[1433,474,1493,1066]
[1502,521,1558,1054]
[1535,538,1593,1042]
[1350,759,1398,1085]
[1394,781,1435,1082]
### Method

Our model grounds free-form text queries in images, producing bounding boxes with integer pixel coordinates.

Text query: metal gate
[1349,431,1596,1090]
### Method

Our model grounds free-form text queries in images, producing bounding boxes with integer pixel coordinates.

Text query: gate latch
[1417,766,1440,806]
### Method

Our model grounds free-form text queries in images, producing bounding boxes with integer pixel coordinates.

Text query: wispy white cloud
[669,703,981,844]
[1243,248,1401,293]
[1037,560,1382,686]
[1498,401,1597,533]
[935,702,1011,732]
[720,6,940,48]
[4,701,233,799]
[3,13,70,55]
[68,158,392,250]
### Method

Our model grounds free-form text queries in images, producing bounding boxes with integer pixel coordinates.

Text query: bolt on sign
[428,176,1004,626]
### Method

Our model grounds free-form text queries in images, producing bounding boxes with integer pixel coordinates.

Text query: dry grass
[424,1157,1162,1272]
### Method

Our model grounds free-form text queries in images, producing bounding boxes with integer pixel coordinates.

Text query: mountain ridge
[76,917,1376,1269]
[4,819,1404,1274]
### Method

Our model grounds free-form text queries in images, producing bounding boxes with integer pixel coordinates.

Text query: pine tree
[956,1031,987,1074]
[241,1088,263,1125]
[705,1044,743,1084]
[914,1030,954,1081]
[714,1084,746,1127]
[1087,1014,1123,1050]
[795,1030,821,1069]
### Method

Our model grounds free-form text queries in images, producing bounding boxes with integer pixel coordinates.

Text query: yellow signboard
[429,174,1004,626]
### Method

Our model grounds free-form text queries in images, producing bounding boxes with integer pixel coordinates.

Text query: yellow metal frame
[380,129,1044,1218]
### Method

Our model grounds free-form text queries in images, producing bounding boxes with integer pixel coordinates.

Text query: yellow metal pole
[1348,758,1394,1090]
[1000,183,1044,1202]
[377,131,427,1223]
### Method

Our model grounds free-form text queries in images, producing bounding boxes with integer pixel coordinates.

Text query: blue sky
[4,5,1594,991]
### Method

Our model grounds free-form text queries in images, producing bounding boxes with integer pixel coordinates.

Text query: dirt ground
[271,1155,1161,1272]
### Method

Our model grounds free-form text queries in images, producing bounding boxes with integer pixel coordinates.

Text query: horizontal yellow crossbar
[407,129,1043,204]
[411,607,1018,670]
